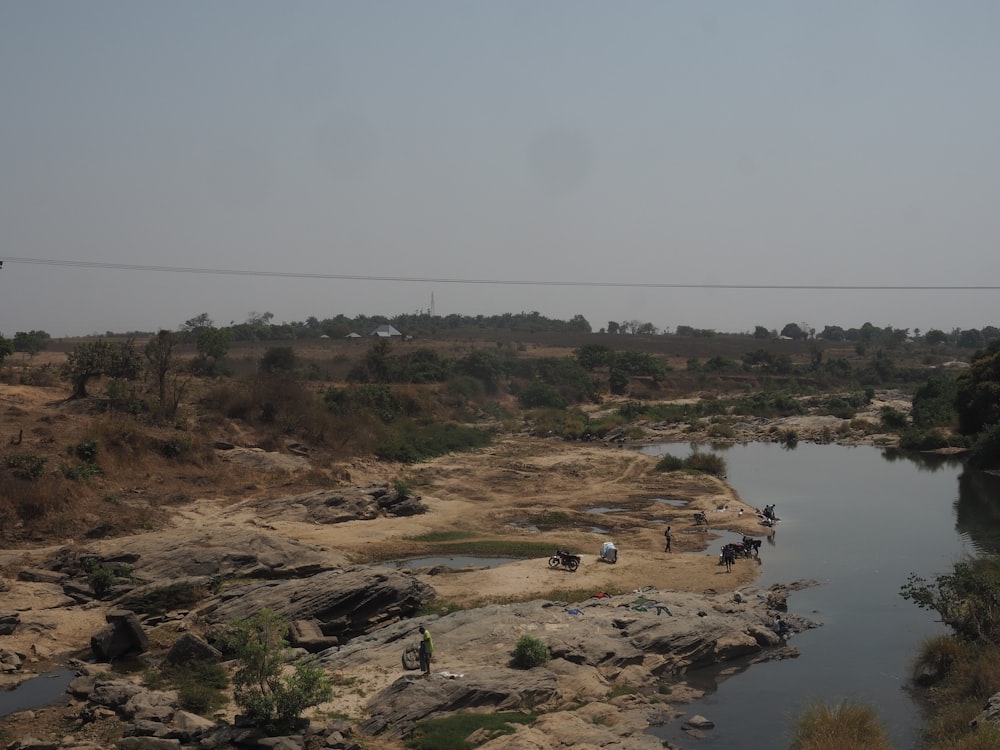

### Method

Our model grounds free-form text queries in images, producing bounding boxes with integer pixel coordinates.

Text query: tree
[0,334,13,367]
[925,329,948,345]
[196,327,231,372]
[574,344,614,371]
[901,557,1000,643]
[13,330,50,357]
[958,328,985,349]
[780,322,806,340]
[181,313,214,344]
[144,330,189,418]
[955,340,1000,437]
[817,325,845,342]
[260,347,296,374]
[223,609,333,733]
[753,326,771,340]
[64,339,142,399]
[607,321,620,335]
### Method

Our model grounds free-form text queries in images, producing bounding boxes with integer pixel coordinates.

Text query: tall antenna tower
[430,292,435,317]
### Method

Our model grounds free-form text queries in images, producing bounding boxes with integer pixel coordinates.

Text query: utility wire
[1,255,998,290]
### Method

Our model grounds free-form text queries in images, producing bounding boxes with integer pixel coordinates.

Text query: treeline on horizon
[15,310,1000,349]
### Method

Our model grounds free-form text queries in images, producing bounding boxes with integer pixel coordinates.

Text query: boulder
[90,611,147,661]
[0,611,20,635]
[165,633,222,666]
[289,619,340,653]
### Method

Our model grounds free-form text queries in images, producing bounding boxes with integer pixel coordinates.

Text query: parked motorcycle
[548,549,581,572]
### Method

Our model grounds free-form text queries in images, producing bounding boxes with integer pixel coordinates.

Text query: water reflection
[956,469,1000,555]
[880,447,965,472]
[638,441,987,750]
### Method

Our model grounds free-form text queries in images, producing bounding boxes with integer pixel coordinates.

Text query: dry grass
[790,701,893,750]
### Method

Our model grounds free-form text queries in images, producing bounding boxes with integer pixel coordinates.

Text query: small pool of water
[0,669,75,719]
[589,526,611,535]
[395,556,519,570]
[586,506,626,514]
[653,498,687,507]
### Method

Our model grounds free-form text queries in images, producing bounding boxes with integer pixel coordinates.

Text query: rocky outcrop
[247,484,428,525]
[323,584,819,741]
[196,566,436,639]
[100,527,342,581]
[362,668,559,738]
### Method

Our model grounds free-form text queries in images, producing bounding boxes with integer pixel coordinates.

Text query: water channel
[637,441,1000,750]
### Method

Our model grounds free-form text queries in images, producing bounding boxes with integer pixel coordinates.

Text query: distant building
[370,324,403,338]
[345,332,362,339]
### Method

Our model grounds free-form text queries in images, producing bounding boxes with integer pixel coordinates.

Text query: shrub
[375,421,493,463]
[899,428,951,452]
[790,700,892,750]
[260,346,297,374]
[512,635,550,669]
[656,455,686,472]
[707,423,736,439]
[685,452,727,477]
[880,405,909,431]
[516,379,569,409]
[66,462,102,481]
[901,557,1000,643]
[222,609,333,734]
[4,454,48,480]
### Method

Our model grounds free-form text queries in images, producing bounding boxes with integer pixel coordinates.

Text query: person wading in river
[664,526,672,552]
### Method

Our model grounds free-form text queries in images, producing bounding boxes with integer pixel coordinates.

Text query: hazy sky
[3,1,1000,338]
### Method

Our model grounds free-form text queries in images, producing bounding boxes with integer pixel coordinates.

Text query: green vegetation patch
[407,530,477,543]
[406,711,537,750]
[376,421,494,463]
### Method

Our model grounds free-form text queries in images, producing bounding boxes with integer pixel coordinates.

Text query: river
[637,441,1000,750]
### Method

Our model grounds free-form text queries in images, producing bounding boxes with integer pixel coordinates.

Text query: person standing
[664,526,672,552]
[418,625,434,676]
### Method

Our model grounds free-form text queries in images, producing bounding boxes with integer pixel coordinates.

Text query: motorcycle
[548,549,581,572]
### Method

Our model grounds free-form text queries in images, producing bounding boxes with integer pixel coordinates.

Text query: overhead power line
[1,255,998,290]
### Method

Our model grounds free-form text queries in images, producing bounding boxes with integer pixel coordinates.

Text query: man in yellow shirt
[418,625,434,676]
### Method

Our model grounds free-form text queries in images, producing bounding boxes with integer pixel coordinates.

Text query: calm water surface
[638,442,1000,750]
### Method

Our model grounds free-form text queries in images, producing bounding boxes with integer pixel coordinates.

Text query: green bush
[656,455,686,472]
[222,609,333,734]
[968,424,1000,471]
[899,428,951,452]
[375,421,494,463]
[66,461,102,481]
[4,454,48,480]
[880,405,909,431]
[516,379,569,409]
[685,452,727,477]
[512,635,550,669]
